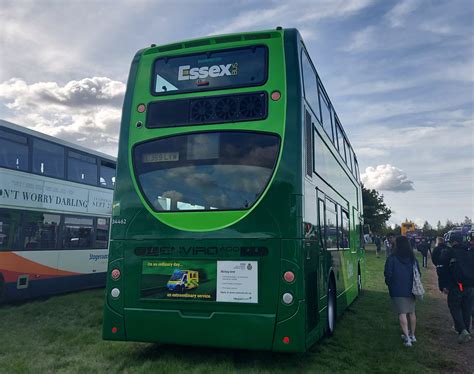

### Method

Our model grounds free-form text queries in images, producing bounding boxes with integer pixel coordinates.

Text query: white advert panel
[217,261,258,303]
[0,168,113,215]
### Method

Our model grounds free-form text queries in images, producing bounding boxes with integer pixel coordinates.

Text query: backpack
[449,246,474,287]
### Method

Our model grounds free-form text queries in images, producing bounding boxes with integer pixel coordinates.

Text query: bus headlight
[111,288,120,298]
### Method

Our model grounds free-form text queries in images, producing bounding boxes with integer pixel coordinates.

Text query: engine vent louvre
[215,97,238,121]
[239,95,264,119]
[146,92,268,129]
[190,100,213,122]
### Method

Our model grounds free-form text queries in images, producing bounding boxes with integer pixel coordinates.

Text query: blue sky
[0,0,472,227]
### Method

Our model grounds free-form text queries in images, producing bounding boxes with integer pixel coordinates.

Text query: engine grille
[146,92,268,128]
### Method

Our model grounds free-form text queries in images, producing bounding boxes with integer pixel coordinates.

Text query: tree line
[362,185,471,237]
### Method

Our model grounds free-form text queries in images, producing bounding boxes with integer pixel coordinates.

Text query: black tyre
[327,278,336,336]
[357,269,362,295]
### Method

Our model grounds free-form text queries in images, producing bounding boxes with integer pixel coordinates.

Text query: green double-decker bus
[103,28,364,352]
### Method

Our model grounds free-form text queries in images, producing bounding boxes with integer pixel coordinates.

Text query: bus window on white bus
[63,216,94,249]
[95,218,110,249]
[100,161,116,189]
[68,151,98,186]
[0,208,21,249]
[22,212,60,250]
[33,139,65,178]
[0,128,29,171]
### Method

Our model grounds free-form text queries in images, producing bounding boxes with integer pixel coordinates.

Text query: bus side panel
[2,273,106,302]
[0,250,107,302]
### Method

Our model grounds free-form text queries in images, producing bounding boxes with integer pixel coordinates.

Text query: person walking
[384,236,420,347]
[419,239,431,268]
[432,236,450,292]
[374,235,382,258]
[384,233,395,258]
[433,233,473,344]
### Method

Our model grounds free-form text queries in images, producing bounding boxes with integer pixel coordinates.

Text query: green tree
[362,185,392,233]
[436,220,443,231]
[445,219,455,231]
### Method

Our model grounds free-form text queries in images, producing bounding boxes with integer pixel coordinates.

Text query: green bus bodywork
[103,28,365,353]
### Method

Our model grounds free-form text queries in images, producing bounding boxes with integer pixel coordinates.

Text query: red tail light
[283,271,295,283]
[111,269,121,280]
[271,91,281,101]
[282,336,290,344]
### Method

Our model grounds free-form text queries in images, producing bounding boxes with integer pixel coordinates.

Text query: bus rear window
[153,46,268,95]
[133,131,280,211]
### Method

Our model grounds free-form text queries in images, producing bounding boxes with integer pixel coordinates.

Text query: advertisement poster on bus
[141,260,217,301]
[141,260,258,303]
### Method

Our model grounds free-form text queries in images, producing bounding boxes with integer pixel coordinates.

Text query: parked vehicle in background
[0,119,116,302]
[401,222,416,237]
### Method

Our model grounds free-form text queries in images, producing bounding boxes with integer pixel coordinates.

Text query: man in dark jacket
[432,237,450,291]
[435,234,473,343]
[418,239,431,268]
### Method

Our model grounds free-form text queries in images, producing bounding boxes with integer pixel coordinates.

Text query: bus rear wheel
[326,279,336,336]
[357,270,362,294]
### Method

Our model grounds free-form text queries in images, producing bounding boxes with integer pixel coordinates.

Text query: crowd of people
[377,232,473,347]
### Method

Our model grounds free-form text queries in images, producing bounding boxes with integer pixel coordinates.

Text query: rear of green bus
[103,29,307,352]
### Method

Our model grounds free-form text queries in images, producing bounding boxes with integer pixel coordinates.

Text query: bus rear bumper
[120,308,276,350]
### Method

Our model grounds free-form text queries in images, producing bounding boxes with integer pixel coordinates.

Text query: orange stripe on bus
[0,252,80,277]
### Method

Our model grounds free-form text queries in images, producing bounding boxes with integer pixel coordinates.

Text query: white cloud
[344,26,376,52]
[385,0,420,27]
[355,147,388,158]
[0,77,125,155]
[419,20,452,35]
[0,77,125,110]
[210,0,375,35]
[361,164,414,192]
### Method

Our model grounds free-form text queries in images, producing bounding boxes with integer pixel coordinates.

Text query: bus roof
[0,119,116,162]
[143,28,284,56]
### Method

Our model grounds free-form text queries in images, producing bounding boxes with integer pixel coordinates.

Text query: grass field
[0,247,468,374]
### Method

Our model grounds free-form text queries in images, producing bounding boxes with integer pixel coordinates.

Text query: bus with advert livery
[0,119,116,302]
[103,28,364,352]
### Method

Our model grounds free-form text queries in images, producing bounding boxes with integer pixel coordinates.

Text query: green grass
[0,248,458,374]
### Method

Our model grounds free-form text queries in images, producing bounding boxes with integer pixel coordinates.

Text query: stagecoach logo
[89,254,108,261]
[177,63,238,81]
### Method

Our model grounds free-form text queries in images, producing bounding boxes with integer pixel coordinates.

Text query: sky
[0,0,473,228]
